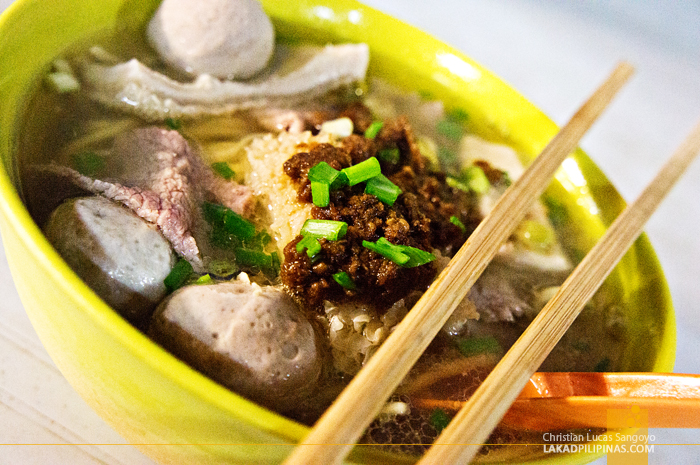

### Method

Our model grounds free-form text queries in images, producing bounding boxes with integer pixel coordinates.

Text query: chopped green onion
[362,237,436,267]
[333,271,356,290]
[207,259,239,278]
[308,161,340,184]
[450,215,466,233]
[446,107,469,123]
[445,176,469,192]
[378,147,400,164]
[309,162,347,190]
[311,181,330,207]
[245,230,272,252]
[543,196,568,228]
[331,171,349,190]
[270,251,281,274]
[365,174,402,206]
[300,219,347,241]
[457,336,502,357]
[446,176,468,192]
[211,161,235,180]
[71,151,105,177]
[195,274,213,285]
[296,235,322,259]
[447,166,491,195]
[463,165,490,194]
[234,247,273,270]
[429,408,451,433]
[396,243,436,268]
[165,117,182,130]
[364,121,383,139]
[436,118,463,142]
[362,238,409,265]
[341,157,381,186]
[164,259,193,293]
[203,202,256,241]
[501,171,513,187]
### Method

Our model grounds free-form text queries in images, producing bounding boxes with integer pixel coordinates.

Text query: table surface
[1,0,698,464]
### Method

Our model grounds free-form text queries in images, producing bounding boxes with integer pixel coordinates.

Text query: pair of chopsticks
[283,62,700,465]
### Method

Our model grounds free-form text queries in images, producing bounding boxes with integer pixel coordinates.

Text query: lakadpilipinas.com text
[542,432,655,454]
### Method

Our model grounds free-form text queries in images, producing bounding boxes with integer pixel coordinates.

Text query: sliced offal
[79,44,370,121]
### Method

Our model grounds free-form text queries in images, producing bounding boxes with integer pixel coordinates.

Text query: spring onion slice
[436,118,463,142]
[308,161,341,185]
[364,121,383,139]
[365,174,402,206]
[296,235,322,258]
[429,408,452,433]
[450,215,466,233]
[270,251,281,272]
[300,219,348,241]
[456,335,502,357]
[362,239,409,265]
[333,271,356,290]
[463,165,491,194]
[165,117,182,130]
[235,247,273,269]
[71,151,105,177]
[378,147,400,164]
[164,259,193,293]
[195,274,213,285]
[311,181,330,207]
[363,237,435,267]
[396,243,436,268]
[203,202,256,240]
[341,157,381,186]
[211,161,236,180]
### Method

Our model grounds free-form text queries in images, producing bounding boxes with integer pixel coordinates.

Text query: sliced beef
[32,127,255,270]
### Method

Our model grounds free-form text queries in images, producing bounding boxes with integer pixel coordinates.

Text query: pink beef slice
[33,127,254,271]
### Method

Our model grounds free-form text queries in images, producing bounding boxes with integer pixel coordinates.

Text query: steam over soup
[18,0,628,460]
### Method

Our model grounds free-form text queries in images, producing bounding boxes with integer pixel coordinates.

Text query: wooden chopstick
[281,62,633,465]
[419,118,700,464]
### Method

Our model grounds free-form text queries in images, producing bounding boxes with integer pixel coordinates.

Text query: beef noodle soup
[17,0,629,461]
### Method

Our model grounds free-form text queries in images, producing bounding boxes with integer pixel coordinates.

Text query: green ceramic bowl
[0,0,675,464]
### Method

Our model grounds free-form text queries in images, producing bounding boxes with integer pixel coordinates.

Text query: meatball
[149,280,323,411]
[147,0,275,79]
[43,196,176,325]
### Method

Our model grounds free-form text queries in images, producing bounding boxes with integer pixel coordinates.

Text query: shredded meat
[281,117,477,310]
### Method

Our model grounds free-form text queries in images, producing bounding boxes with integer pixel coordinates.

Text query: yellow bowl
[0,0,675,464]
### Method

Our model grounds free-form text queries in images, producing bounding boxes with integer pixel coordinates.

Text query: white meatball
[149,280,322,410]
[43,196,176,324]
[147,0,275,79]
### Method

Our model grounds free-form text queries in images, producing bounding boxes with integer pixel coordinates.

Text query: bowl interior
[0,0,675,464]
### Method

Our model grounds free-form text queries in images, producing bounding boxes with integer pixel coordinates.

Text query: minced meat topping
[281,114,479,311]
